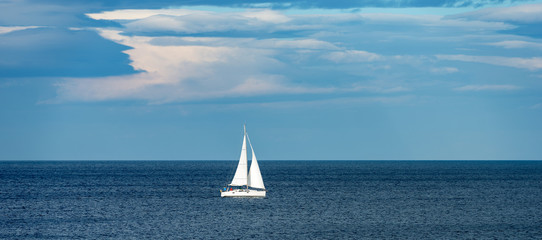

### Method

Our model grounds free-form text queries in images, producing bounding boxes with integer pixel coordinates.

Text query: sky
[1,0,542,160]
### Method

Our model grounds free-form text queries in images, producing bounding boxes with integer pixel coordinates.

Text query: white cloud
[86,9,202,20]
[240,9,291,24]
[323,50,382,63]
[436,54,542,71]
[453,85,522,91]
[0,26,40,34]
[51,5,542,103]
[150,36,339,51]
[89,8,291,34]
[214,95,415,110]
[450,3,542,23]
[350,84,410,93]
[89,7,512,37]
[54,30,342,103]
[258,39,339,50]
[487,40,542,49]
[430,67,459,74]
[361,12,512,31]
[88,8,290,23]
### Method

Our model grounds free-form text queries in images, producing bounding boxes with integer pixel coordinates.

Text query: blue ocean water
[1,161,541,239]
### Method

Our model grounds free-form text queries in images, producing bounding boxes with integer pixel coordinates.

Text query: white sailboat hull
[221,189,266,198]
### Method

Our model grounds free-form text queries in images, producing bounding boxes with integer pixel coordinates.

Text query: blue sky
[1,0,542,160]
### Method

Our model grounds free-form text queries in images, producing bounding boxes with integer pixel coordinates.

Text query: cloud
[52,4,541,103]
[430,67,459,74]
[87,7,512,39]
[349,84,410,93]
[86,9,201,21]
[453,84,522,91]
[446,3,542,39]
[125,10,291,34]
[148,37,339,51]
[53,28,403,103]
[3,2,538,104]
[0,26,41,34]
[487,40,542,49]
[88,8,359,40]
[449,3,542,23]
[26,0,537,10]
[53,30,343,103]
[57,8,424,103]
[88,7,347,24]
[206,95,416,111]
[436,54,542,71]
[88,8,292,35]
[323,50,382,63]
[362,12,511,30]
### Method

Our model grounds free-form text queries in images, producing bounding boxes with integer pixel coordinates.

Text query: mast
[245,124,248,191]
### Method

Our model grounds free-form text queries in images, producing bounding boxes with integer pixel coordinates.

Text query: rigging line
[247,134,254,156]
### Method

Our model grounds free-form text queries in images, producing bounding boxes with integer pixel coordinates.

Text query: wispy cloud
[323,50,382,63]
[430,67,459,74]
[88,8,293,34]
[487,40,542,49]
[436,54,542,71]
[453,84,522,91]
[87,9,202,21]
[449,3,542,23]
[206,95,416,111]
[350,84,410,93]
[0,26,41,34]
[360,12,513,31]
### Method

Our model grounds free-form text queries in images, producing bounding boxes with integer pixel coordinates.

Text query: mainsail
[230,127,248,186]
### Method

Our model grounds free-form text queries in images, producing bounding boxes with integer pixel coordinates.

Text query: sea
[1,161,541,239]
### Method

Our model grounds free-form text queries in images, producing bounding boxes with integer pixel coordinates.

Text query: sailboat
[221,125,266,198]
